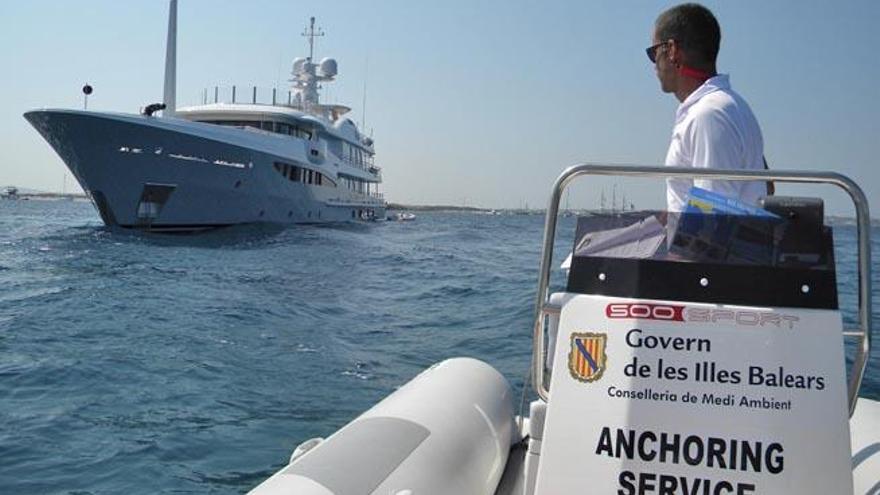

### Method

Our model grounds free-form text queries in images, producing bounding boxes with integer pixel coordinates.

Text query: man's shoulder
[691,89,739,115]
[685,88,755,128]
[697,87,757,119]
[682,99,733,131]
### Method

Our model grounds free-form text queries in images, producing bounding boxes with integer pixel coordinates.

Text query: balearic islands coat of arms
[569,332,607,383]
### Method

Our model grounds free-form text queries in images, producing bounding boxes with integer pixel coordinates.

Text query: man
[648,3,766,212]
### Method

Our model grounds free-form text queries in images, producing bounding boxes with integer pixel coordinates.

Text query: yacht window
[273,161,306,183]
[276,123,291,135]
[261,121,273,131]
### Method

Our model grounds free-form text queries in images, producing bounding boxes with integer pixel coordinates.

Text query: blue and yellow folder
[683,187,777,218]
[670,187,780,265]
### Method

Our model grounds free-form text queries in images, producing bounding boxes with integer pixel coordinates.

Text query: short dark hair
[655,3,721,70]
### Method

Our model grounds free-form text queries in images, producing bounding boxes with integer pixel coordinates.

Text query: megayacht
[25,3,384,232]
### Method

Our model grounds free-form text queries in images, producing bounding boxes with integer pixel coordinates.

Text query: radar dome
[319,58,337,77]
[292,57,307,73]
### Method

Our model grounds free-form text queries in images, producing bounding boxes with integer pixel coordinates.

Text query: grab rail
[531,164,872,417]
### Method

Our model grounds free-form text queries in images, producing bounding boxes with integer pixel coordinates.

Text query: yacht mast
[303,17,324,62]
[612,184,617,213]
[361,58,368,130]
[163,0,177,116]
[291,17,337,118]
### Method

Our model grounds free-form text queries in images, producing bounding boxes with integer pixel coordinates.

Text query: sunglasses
[646,40,674,64]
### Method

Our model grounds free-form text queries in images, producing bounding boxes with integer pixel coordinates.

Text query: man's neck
[674,68,717,103]
[674,79,704,103]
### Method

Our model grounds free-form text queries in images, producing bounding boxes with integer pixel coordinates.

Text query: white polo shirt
[665,74,765,212]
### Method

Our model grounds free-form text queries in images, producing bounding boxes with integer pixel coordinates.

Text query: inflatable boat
[248,164,878,494]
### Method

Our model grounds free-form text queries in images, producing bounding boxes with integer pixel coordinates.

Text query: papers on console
[573,215,665,259]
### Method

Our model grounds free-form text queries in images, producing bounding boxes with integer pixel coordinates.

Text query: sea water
[0,200,877,494]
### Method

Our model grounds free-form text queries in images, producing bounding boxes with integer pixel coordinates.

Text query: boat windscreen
[566,196,837,309]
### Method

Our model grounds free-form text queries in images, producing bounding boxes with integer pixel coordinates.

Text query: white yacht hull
[25,109,385,231]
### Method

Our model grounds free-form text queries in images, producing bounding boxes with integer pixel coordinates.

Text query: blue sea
[1,199,878,494]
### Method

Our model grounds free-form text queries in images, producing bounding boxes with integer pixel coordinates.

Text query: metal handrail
[531,164,872,417]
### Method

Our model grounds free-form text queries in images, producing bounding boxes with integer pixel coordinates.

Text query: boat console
[529,165,874,495]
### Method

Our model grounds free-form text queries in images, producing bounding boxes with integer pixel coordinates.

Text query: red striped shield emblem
[569,332,608,383]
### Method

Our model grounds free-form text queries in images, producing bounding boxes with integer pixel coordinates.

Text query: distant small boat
[389,212,415,221]
[2,186,19,200]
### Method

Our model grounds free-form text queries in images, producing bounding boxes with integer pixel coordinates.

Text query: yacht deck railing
[195,86,297,107]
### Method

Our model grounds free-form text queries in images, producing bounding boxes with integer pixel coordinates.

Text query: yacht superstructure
[25,3,384,231]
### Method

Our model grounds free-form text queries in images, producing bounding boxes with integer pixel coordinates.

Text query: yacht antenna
[82,84,92,110]
[302,17,324,61]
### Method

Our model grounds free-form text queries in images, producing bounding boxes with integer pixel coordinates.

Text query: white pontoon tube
[250,358,516,495]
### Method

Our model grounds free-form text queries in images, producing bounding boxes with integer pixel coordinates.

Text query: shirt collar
[675,74,730,122]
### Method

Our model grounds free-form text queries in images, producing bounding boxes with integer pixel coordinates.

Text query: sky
[1,0,878,214]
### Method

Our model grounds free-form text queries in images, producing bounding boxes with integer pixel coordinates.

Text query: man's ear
[668,41,680,66]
